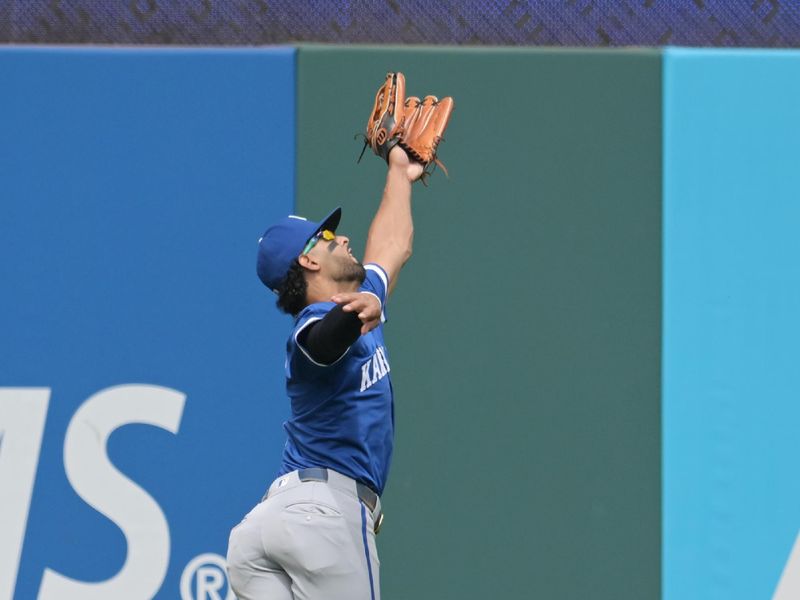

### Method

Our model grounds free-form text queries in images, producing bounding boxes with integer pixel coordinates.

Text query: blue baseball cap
[256,207,342,292]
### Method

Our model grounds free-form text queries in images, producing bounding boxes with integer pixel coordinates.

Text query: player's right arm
[296,292,383,365]
[362,146,423,294]
[296,305,362,365]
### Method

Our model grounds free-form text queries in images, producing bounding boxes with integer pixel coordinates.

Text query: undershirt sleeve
[297,304,362,365]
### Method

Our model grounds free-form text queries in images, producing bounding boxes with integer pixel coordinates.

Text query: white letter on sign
[0,389,50,600]
[773,529,800,600]
[38,384,186,600]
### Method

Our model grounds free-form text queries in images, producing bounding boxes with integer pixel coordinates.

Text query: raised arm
[362,146,424,294]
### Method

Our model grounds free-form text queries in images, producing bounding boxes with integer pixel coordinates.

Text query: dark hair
[275,259,308,316]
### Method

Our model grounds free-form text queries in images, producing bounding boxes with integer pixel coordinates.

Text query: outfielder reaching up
[226,73,452,600]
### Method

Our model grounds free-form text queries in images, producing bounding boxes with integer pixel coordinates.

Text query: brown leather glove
[361,72,454,180]
[397,94,454,176]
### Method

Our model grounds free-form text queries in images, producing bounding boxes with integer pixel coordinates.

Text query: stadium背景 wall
[0,47,295,600]
[662,48,800,600]
[6,43,800,600]
[295,46,664,600]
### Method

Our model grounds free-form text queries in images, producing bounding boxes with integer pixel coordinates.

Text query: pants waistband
[295,467,381,515]
[264,468,383,523]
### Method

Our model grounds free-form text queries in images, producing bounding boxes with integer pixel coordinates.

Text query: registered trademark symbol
[180,553,234,600]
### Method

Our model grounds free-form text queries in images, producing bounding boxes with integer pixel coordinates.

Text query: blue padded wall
[0,47,295,600]
[663,48,800,600]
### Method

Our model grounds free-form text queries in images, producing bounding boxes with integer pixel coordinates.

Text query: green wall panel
[296,46,662,600]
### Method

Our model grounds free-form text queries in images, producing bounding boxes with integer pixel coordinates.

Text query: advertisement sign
[0,48,295,599]
[663,49,800,600]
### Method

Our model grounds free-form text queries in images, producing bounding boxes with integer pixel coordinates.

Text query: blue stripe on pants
[360,503,376,600]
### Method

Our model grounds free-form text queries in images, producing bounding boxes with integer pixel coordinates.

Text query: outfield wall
[0,48,296,600]
[662,49,800,600]
[1,45,799,600]
[296,46,663,600]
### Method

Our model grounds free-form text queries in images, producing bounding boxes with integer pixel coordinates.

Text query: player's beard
[331,254,366,285]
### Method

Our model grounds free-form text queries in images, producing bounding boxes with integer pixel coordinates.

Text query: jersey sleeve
[287,302,345,375]
[360,263,390,323]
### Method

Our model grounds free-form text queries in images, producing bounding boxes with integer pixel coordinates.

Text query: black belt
[298,467,384,533]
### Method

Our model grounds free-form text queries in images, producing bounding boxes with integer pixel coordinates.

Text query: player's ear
[298,254,321,272]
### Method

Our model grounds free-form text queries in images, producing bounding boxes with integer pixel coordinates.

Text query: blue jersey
[278,263,394,495]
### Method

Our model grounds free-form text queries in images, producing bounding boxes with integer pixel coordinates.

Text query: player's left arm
[362,146,423,295]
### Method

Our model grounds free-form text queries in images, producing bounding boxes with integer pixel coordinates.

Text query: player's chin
[334,259,366,284]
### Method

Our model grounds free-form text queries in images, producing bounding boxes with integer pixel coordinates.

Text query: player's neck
[305,278,359,305]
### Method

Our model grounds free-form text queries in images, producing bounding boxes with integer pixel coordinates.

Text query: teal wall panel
[296,46,663,600]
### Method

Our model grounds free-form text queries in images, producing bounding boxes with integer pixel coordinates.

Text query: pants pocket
[284,501,342,517]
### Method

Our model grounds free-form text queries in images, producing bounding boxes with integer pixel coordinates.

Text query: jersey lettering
[372,354,383,384]
[360,346,391,392]
[377,347,391,375]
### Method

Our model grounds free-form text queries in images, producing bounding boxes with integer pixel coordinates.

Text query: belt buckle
[374,511,384,535]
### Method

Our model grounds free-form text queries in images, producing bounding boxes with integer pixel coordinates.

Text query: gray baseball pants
[226,469,382,600]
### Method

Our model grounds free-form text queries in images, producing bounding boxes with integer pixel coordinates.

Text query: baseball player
[226,72,452,600]
[226,145,420,600]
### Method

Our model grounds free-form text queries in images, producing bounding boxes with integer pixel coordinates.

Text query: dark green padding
[296,45,662,600]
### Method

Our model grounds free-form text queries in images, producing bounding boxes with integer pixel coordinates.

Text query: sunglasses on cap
[301,229,336,256]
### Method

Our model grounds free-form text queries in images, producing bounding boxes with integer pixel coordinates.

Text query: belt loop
[298,467,329,483]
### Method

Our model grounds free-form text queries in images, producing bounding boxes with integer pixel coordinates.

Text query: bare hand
[330,292,382,335]
[388,145,424,182]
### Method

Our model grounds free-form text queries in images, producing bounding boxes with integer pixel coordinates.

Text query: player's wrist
[387,145,410,170]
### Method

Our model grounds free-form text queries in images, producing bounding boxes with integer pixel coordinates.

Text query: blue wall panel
[0,47,295,600]
[663,48,800,600]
